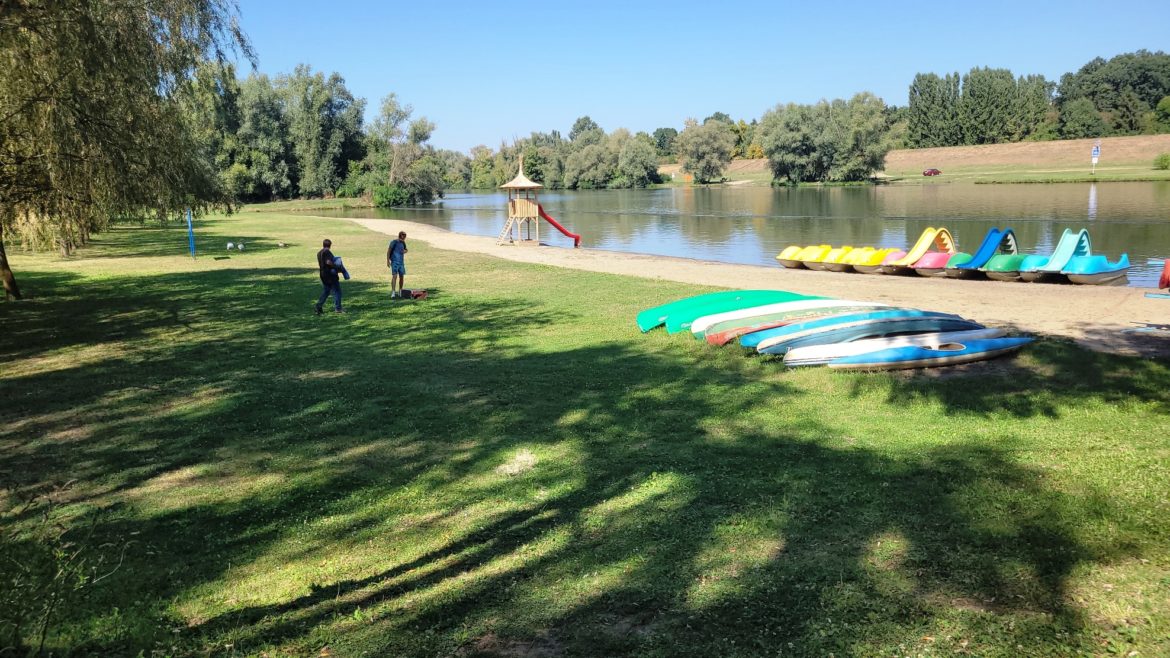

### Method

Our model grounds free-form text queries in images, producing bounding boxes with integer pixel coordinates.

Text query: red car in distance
[923,168,942,176]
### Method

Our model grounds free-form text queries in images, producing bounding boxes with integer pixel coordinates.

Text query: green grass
[881,163,1170,185]
[3,213,1170,657]
[239,198,375,213]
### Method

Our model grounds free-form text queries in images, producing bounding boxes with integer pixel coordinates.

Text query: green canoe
[636,290,792,332]
[659,291,820,334]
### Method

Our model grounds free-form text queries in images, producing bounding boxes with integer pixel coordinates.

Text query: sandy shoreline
[338,217,1169,358]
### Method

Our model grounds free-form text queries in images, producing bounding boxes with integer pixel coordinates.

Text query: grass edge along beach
[2,211,1169,657]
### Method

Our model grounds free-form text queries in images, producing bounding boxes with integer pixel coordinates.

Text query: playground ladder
[497,217,516,244]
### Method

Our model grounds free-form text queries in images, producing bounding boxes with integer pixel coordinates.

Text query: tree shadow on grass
[74,225,284,259]
[0,266,1158,657]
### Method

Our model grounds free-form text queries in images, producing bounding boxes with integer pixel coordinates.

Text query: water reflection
[320,182,1170,287]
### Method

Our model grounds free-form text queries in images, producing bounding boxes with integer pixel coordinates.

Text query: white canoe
[783,328,1006,367]
[689,299,886,337]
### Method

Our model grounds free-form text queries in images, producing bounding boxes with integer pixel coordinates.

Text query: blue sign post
[186,208,196,259]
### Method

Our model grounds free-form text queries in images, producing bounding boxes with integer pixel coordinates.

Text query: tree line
[905,50,1170,146]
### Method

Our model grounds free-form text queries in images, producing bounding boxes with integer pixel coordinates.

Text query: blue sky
[236,0,1169,152]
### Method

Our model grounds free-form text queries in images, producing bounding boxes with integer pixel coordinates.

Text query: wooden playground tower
[498,156,543,246]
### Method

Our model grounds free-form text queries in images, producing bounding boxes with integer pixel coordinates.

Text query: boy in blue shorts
[387,231,408,298]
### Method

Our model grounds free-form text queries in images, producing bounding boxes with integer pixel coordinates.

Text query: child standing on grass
[387,231,408,298]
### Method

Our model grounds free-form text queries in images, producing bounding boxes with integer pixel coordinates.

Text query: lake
[321,182,1170,287]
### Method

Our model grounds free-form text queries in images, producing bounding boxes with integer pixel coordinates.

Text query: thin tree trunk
[0,223,23,300]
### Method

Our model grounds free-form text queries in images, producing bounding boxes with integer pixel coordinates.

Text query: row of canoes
[637,290,1032,370]
[777,227,1130,286]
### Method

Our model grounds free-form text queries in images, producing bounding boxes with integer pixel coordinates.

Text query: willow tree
[0,0,252,300]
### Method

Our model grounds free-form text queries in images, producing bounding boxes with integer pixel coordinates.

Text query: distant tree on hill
[1057,50,1170,135]
[569,116,601,141]
[959,67,1017,145]
[676,119,735,184]
[1155,96,1170,132]
[907,72,962,147]
[704,112,732,125]
[1060,98,1108,138]
[652,127,678,157]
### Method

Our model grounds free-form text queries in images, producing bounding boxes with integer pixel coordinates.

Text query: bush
[372,184,411,208]
[1154,153,1170,170]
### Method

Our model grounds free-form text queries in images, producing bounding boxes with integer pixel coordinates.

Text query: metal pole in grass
[186,208,196,259]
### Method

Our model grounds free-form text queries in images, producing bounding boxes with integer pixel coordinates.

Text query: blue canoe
[827,337,1034,370]
[741,309,961,350]
[1061,253,1129,286]
[757,317,987,355]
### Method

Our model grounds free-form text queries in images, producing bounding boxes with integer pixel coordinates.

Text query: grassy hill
[661,134,1170,184]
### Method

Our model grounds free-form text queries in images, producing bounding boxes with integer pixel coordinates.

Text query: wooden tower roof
[500,155,543,190]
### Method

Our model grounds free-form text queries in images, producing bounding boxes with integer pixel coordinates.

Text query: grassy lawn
[2,212,1169,657]
[880,164,1170,185]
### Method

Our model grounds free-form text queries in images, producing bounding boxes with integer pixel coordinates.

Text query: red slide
[537,204,581,248]
[1160,259,1170,289]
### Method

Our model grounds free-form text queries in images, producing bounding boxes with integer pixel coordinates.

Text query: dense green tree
[1155,96,1170,132]
[436,150,471,189]
[829,93,895,181]
[959,67,1017,144]
[760,94,893,183]
[350,94,443,205]
[1058,50,1170,129]
[1013,75,1055,140]
[652,127,678,157]
[182,61,242,186]
[1060,98,1107,138]
[704,112,732,125]
[906,72,963,147]
[1109,88,1146,134]
[569,116,600,141]
[759,104,828,182]
[279,65,364,197]
[234,74,294,200]
[0,0,251,299]
[616,134,659,187]
[675,119,735,184]
[563,144,612,189]
[907,73,945,147]
[469,146,496,189]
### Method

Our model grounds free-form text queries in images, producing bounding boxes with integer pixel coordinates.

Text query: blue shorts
[391,259,405,276]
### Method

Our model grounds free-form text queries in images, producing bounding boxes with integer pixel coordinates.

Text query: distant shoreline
[659,134,1170,186]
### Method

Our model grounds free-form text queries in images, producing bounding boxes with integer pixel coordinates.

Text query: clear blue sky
[236,0,1170,152]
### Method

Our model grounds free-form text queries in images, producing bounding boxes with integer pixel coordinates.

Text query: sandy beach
[341,217,1169,358]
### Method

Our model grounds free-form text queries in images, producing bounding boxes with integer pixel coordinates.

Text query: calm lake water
[322,182,1170,287]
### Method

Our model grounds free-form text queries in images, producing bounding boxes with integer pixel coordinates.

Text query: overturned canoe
[827,337,1033,370]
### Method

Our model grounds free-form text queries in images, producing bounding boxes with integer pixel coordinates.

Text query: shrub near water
[1155,152,1170,170]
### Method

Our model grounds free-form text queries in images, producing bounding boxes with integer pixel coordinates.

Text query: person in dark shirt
[315,238,344,314]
